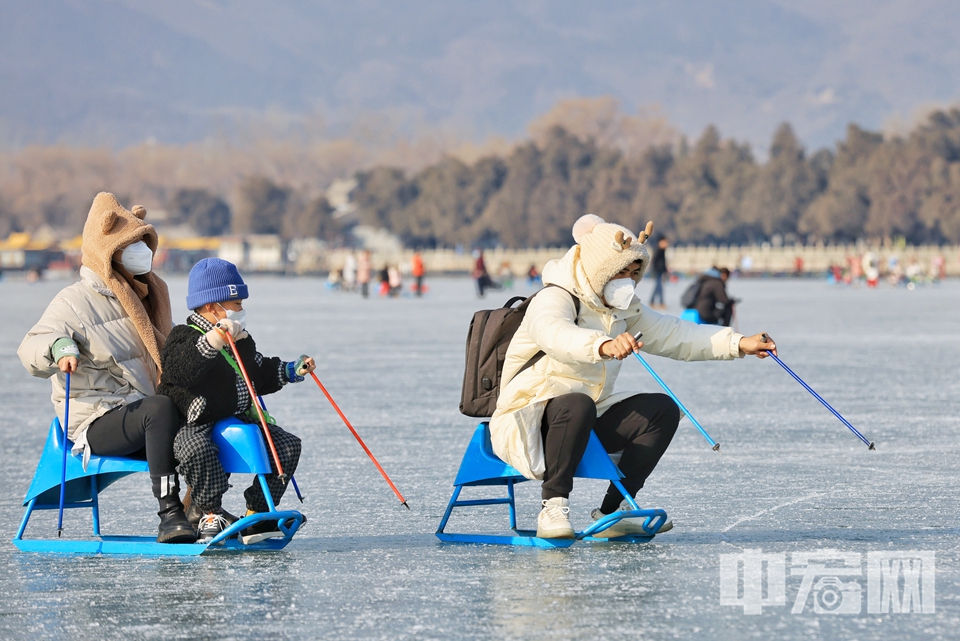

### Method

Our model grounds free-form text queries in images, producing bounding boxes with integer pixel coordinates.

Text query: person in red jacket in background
[411,252,425,297]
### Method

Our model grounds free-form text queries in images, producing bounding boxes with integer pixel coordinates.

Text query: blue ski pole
[57,371,71,537]
[258,394,304,502]
[632,350,721,452]
[760,335,875,450]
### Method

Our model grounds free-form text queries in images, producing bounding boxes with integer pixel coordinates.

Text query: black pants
[539,393,680,511]
[86,396,180,478]
[476,275,501,298]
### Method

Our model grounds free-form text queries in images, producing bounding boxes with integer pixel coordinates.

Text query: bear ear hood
[81,192,159,273]
[79,192,171,375]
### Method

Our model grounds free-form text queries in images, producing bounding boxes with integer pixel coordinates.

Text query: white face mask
[602,277,637,310]
[119,241,153,275]
[218,304,246,332]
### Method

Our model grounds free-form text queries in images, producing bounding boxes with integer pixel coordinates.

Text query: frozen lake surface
[0,273,957,640]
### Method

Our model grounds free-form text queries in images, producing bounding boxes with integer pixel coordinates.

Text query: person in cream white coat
[490,214,777,538]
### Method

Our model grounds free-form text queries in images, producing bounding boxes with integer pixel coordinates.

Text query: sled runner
[436,422,668,548]
[13,417,305,556]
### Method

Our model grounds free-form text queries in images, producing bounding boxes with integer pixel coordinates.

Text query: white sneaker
[590,499,673,538]
[536,497,575,539]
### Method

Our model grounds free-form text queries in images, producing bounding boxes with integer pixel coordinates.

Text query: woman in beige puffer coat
[18,193,195,544]
[490,214,777,539]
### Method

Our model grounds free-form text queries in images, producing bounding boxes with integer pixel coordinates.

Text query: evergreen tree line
[4,106,960,247]
[352,110,960,248]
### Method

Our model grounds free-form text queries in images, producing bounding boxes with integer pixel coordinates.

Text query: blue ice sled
[436,422,668,548]
[13,417,305,556]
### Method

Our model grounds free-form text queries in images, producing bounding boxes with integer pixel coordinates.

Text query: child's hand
[295,355,316,376]
[214,318,248,341]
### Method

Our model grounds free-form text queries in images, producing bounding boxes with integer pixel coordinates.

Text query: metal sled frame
[13,418,305,556]
[436,422,668,548]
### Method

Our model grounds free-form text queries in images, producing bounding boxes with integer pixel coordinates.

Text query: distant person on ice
[648,233,669,309]
[357,250,372,298]
[411,251,425,297]
[18,193,195,544]
[158,258,315,543]
[472,249,502,298]
[694,266,735,326]
[490,214,776,539]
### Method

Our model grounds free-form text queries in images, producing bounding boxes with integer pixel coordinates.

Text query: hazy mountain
[1,0,958,152]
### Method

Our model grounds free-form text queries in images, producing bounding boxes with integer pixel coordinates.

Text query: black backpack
[459,285,580,418]
[680,276,704,309]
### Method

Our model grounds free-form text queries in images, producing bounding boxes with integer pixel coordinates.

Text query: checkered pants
[174,421,301,513]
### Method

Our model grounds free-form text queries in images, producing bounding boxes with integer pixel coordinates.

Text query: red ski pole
[309,372,409,509]
[221,329,288,483]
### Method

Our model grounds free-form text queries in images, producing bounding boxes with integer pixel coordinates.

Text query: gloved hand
[206,319,248,350]
[214,318,247,340]
[295,354,316,376]
[52,337,80,373]
[284,354,316,383]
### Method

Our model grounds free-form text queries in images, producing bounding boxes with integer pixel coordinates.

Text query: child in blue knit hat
[158,258,316,543]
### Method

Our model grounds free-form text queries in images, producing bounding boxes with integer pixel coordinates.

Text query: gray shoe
[590,500,673,538]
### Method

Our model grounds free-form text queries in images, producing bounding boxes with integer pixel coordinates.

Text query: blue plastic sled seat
[436,422,668,548]
[13,417,305,556]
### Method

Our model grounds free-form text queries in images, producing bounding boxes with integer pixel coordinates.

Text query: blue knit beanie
[186,258,249,310]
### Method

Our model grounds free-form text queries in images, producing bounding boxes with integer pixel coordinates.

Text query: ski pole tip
[401,501,410,510]
[868,442,876,451]
[712,443,721,453]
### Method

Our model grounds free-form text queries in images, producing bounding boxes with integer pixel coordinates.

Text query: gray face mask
[119,241,153,275]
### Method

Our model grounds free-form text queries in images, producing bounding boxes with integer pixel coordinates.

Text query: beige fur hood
[80,192,172,370]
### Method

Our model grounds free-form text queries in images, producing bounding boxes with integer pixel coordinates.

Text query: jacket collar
[187,313,215,332]
[79,265,116,298]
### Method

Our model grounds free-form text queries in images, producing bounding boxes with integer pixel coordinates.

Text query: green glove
[52,337,80,364]
[295,354,312,376]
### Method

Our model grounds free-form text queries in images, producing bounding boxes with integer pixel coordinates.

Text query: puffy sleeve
[626,305,744,361]
[18,295,86,379]
[524,287,610,365]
